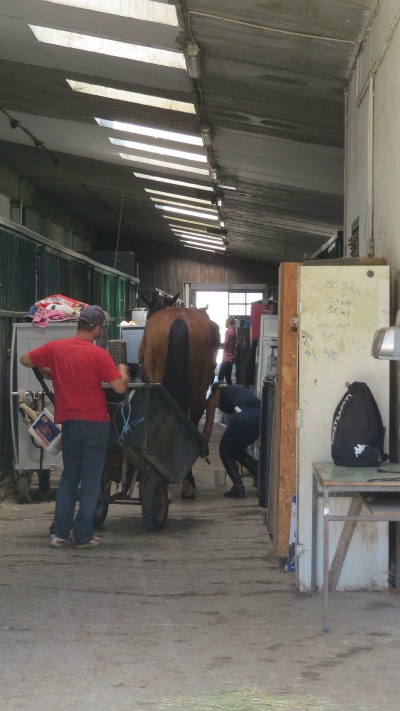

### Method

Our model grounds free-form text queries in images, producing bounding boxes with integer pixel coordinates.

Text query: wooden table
[312,462,400,632]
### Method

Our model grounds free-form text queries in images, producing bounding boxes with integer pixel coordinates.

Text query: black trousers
[218,361,234,385]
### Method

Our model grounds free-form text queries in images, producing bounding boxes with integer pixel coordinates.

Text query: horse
[138,304,220,498]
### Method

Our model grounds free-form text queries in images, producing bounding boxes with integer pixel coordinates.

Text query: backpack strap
[32,367,55,406]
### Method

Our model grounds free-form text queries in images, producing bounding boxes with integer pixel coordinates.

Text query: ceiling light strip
[97,118,202,146]
[149,197,217,213]
[180,239,226,251]
[29,26,186,69]
[110,138,206,162]
[135,173,212,190]
[41,0,179,25]
[120,154,210,175]
[145,189,211,205]
[155,205,218,220]
[67,80,195,113]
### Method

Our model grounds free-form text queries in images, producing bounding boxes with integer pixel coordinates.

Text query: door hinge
[295,409,303,429]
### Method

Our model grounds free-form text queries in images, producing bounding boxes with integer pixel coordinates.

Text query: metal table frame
[311,462,400,632]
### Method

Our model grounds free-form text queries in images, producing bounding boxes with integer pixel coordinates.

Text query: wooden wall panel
[268,262,299,558]
[134,241,279,296]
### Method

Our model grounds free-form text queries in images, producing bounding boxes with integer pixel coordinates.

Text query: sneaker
[74,536,101,549]
[50,535,72,548]
[223,485,245,499]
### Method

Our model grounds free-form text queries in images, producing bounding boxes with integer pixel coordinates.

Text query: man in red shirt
[20,305,129,548]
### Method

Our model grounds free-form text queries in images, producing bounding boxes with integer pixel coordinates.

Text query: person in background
[202,382,260,498]
[20,305,129,549]
[218,316,237,385]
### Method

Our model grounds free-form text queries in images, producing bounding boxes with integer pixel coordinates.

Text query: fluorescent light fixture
[41,0,179,25]
[119,154,210,175]
[180,239,226,251]
[96,118,202,146]
[155,205,219,220]
[134,173,212,190]
[29,26,186,69]
[150,197,217,213]
[67,80,196,113]
[186,42,201,79]
[111,137,206,162]
[145,189,212,205]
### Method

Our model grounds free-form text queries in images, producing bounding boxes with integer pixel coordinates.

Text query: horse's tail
[163,318,189,414]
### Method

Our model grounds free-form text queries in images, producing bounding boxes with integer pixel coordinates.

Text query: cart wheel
[17,473,31,504]
[142,476,169,531]
[93,492,109,529]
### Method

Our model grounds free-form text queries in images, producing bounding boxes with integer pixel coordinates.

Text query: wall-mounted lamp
[200,126,212,146]
[186,42,201,79]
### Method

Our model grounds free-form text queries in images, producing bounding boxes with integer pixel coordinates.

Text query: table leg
[323,488,329,632]
[311,474,317,591]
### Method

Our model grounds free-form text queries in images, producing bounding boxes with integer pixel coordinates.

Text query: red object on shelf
[250,302,274,341]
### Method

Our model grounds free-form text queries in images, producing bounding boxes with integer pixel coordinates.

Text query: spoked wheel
[93,478,111,529]
[142,476,169,531]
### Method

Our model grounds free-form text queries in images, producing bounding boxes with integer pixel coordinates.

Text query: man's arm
[109,364,129,394]
[202,390,220,443]
[20,353,34,368]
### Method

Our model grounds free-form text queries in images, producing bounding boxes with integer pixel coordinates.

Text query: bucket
[214,470,226,487]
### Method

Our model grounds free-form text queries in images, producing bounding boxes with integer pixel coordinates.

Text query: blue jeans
[50,420,109,545]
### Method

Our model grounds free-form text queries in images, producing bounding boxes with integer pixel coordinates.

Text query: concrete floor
[1,418,400,711]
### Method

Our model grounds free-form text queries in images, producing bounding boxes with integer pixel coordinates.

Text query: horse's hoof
[181,481,195,499]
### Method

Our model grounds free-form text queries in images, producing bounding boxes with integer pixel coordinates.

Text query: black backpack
[331,381,388,467]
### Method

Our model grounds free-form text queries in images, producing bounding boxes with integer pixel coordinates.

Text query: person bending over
[202,383,260,498]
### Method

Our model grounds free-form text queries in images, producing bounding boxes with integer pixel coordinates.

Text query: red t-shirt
[28,337,122,423]
[222,327,236,363]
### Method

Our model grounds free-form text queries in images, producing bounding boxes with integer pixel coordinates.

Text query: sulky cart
[94,383,209,531]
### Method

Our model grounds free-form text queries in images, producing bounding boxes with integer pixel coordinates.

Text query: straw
[160,688,334,711]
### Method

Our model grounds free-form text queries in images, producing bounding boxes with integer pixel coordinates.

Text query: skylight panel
[150,197,217,213]
[155,205,218,220]
[150,197,216,213]
[180,239,226,251]
[110,138,206,162]
[67,81,195,113]
[172,230,224,243]
[41,1,179,26]
[145,189,211,205]
[29,26,186,69]
[119,154,210,175]
[134,173,212,190]
[96,119,202,146]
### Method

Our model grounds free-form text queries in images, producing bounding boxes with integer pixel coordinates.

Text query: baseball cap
[79,304,109,325]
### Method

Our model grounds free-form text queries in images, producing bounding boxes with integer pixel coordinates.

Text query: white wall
[346,0,400,271]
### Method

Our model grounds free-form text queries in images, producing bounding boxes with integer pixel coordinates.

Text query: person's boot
[236,450,258,487]
[223,484,245,498]
[220,453,245,498]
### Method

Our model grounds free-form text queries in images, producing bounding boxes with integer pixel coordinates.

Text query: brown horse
[139,306,220,497]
